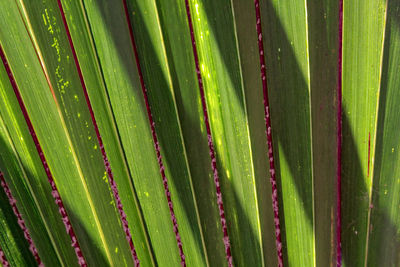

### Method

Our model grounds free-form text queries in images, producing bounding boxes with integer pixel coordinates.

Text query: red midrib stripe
[336,0,343,266]
[0,45,86,266]
[121,1,186,266]
[55,1,140,265]
[0,244,9,267]
[0,172,42,265]
[254,1,283,266]
[183,1,233,266]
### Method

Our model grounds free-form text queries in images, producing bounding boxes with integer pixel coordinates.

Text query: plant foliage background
[0,0,399,266]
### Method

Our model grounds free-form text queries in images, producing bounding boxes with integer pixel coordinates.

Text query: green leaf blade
[342,1,386,266]
[0,0,138,264]
[78,0,190,265]
[124,0,208,266]
[307,0,340,266]
[59,0,154,264]
[0,172,37,266]
[368,1,400,265]
[260,0,315,265]
[186,0,267,265]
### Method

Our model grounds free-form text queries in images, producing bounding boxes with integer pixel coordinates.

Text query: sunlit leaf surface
[0,0,399,266]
